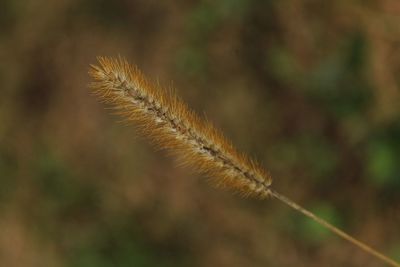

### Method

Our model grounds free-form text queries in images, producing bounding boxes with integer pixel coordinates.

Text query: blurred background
[0,0,399,266]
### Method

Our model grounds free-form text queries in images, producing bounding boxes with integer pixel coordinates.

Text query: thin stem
[269,189,400,267]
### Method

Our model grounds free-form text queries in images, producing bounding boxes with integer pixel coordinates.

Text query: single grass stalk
[270,190,400,267]
[89,56,399,267]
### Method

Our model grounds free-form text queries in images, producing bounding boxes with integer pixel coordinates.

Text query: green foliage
[29,147,101,234]
[177,0,251,77]
[176,47,209,78]
[307,32,372,117]
[76,0,132,27]
[366,123,400,190]
[270,135,338,184]
[367,143,397,186]
[390,244,400,262]
[293,203,343,244]
[266,46,301,84]
[68,220,181,267]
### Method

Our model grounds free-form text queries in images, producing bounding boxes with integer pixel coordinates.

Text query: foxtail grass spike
[89,56,400,267]
[89,56,272,198]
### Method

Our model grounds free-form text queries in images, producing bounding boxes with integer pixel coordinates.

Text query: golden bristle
[89,56,272,198]
[89,56,400,267]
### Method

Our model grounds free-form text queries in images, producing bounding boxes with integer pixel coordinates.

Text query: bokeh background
[1,0,400,266]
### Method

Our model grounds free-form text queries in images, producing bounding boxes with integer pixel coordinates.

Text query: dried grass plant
[89,56,399,267]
